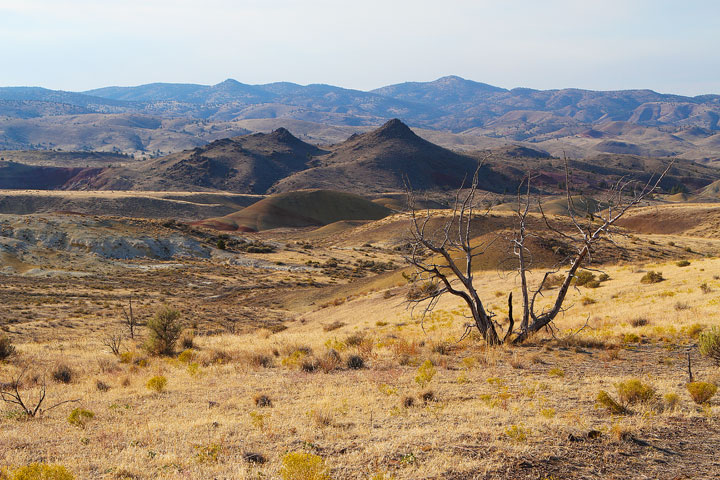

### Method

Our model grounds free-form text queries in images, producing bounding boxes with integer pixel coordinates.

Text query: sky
[1,0,719,95]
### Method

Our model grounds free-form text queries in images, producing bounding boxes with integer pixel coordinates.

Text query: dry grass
[2,217,720,479]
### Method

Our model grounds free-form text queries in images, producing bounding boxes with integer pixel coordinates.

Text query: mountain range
[1,76,719,161]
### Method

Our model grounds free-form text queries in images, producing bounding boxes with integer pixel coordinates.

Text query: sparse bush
[674,301,691,311]
[0,334,16,361]
[548,367,565,377]
[682,323,703,338]
[146,375,167,393]
[177,349,196,364]
[663,393,680,411]
[574,270,596,287]
[246,352,273,368]
[323,321,344,332]
[216,239,226,250]
[631,317,649,327]
[581,296,596,306]
[318,349,341,373]
[195,442,223,464]
[402,396,415,408]
[420,390,435,403]
[676,260,691,267]
[640,271,664,284]
[52,364,73,384]
[67,408,94,428]
[687,382,718,405]
[414,360,436,388]
[596,390,628,414]
[406,282,439,301]
[699,327,720,365]
[504,424,528,442]
[615,379,655,405]
[598,273,610,282]
[145,306,183,356]
[254,394,272,407]
[700,282,712,294]
[301,357,319,373]
[242,452,267,464]
[346,355,365,370]
[6,463,75,480]
[542,274,564,290]
[95,380,110,392]
[622,333,640,344]
[179,333,194,350]
[280,452,330,480]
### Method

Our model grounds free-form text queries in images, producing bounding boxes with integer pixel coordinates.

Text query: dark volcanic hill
[75,119,506,195]
[78,127,326,193]
[271,119,501,193]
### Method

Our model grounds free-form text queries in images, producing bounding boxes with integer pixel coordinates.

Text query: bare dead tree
[121,297,137,339]
[102,331,123,356]
[1,368,79,417]
[405,165,503,345]
[405,158,672,345]
[510,157,673,343]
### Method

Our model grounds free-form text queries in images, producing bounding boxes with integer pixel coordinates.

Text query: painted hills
[24,119,503,195]
[1,76,719,161]
[2,119,719,199]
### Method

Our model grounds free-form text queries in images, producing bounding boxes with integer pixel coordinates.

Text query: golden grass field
[1,206,720,479]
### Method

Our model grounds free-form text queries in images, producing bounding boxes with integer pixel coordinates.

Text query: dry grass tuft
[686,382,718,404]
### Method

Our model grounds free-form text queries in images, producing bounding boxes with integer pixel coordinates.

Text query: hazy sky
[1,0,719,95]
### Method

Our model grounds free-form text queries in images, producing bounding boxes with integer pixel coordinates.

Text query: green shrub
[699,327,720,365]
[640,271,664,284]
[145,306,183,356]
[280,452,330,480]
[687,382,718,405]
[615,379,655,405]
[504,424,529,442]
[177,349,196,364]
[596,390,628,414]
[67,408,94,428]
[0,334,15,361]
[574,270,596,287]
[7,463,74,480]
[414,360,436,388]
[146,375,167,393]
[663,393,680,411]
[195,442,223,464]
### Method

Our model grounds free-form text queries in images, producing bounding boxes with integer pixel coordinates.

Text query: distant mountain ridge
[1,76,717,131]
[1,76,720,162]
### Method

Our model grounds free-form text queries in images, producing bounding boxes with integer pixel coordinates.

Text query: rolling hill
[194,190,392,231]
